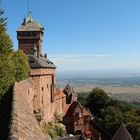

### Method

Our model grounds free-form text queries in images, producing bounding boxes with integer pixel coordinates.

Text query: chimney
[44,53,47,58]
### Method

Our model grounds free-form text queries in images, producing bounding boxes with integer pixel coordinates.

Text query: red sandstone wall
[30,68,56,122]
[30,68,55,76]
[9,79,46,139]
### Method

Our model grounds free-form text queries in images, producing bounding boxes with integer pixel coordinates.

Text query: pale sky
[2,0,140,72]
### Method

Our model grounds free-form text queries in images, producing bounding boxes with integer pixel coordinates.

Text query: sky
[1,0,140,72]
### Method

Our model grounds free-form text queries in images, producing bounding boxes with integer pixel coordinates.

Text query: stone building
[63,84,77,104]
[17,14,66,122]
[16,14,134,140]
[63,101,112,140]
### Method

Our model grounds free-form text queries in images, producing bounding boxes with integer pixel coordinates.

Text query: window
[41,97,43,103]
[50,84,54,103]
[29,59,35,64]
[41,87,44,91]
[47,84,49,88]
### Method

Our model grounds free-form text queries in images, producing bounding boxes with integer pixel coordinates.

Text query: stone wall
[30,68,56,122]
[8,79,46,140]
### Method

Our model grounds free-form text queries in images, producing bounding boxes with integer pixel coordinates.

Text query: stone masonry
[8,79,46,140]
[30,68,56,122]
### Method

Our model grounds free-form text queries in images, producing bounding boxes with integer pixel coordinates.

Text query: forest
[77,87,140,140]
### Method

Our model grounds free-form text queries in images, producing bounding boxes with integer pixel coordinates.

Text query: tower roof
[17,14,44,32]
[112,124,133,140]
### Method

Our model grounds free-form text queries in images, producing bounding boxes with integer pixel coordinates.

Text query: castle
[11,13,133,140]
[17,13,66,123]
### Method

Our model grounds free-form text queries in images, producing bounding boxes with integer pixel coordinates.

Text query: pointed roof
[112,124,133,140]
[17,14,44,32]
[63,84,76,96]
[64,101,83,116]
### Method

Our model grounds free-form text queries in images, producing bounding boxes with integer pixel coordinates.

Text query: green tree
[86,87,110,116]
[123,110,140,140]
[98,106,122,135]
[41,122,66,139]
[0,5,30,99]
[13,50,30,82]
[77,92,89,107]
[0,7,15,99]
[85,87,140,139]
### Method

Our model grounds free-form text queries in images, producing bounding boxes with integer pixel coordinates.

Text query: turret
[17,14,44,57]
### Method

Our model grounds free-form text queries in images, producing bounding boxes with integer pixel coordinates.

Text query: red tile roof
[55,88,66,100]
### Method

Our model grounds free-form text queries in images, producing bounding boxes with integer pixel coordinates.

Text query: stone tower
[17,14,44,57]
[17,14,57,122]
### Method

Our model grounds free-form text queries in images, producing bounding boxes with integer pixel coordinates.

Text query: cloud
[49,54,107,60]
[48,54,108,71]
[47,53,140,71]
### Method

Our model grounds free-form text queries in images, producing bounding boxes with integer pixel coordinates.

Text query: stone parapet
[30,68,55,76]
[8,79,46,140]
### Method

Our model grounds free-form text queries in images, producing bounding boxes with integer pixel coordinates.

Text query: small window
[30,59,35,64]
[51,84,54,103]
[41,97,43,103]
[41,87,44,91]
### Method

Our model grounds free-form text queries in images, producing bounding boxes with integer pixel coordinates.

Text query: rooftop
[28,55,56,69]
[55,88,66,100]
[112,124,133,140]
[17,14,44,32]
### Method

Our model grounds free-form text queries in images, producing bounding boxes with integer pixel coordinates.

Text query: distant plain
[56,71,140,103]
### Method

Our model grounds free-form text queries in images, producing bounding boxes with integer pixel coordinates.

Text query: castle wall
[8,79,46,140]
[55,89,66,116]
[30,68,56,122]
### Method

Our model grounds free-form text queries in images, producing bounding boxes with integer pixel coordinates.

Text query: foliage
[78,87,140,140]
[0,54,15,98]
[0,8,14,99]
[54,111,62,123]
[98,106,122,134]
[86,87,111,116]
[13,50,30,82]
[54,124,66,137]
[77,92,89,107]
[0,7,7,33]
[41,122,66,139]
[0,5,30,100]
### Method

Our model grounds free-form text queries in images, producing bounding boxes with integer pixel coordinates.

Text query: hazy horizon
[56,68,140,79]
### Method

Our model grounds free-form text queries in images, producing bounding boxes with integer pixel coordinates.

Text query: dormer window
[30,59,35,64]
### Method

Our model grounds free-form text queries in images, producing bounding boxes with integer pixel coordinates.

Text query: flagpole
[28,0,30,16]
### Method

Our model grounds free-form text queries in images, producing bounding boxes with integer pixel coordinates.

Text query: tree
[98,106,122,135]
[0,7,15,99]
[0,5,30,99]
[86,87,110,116]
[77,92,89,107]
[13,50,30,82]
[0,5,7,33]
[123,110,140,140]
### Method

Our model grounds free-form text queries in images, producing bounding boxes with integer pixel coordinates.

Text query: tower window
[41,97,43,104]
[51,84,54,103]
[41,87,44,91]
